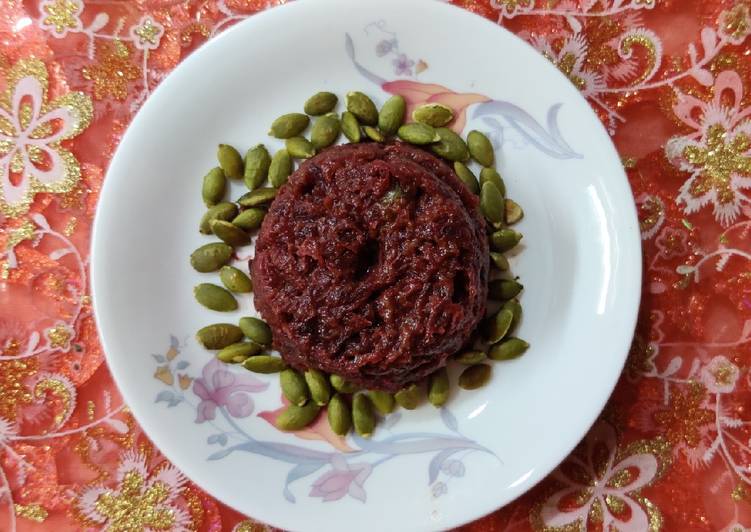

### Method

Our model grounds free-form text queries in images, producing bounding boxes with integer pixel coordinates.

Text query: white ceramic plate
[91,0,641,530]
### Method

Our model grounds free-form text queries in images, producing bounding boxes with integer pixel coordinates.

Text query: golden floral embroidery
[653,382,713,447]
[130,16,165,51]
[94,471,177,530]
[14,503,49,523]
[0,357,39,421]
[718,4,751,44]
[83,41,140,101]
[40,0,83,37]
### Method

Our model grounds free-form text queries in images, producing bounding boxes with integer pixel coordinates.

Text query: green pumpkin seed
[269,113,310,139]
[280,369,310,406]
[199,202,238,234]
[378,95,406,135]
[432,127,469,162]
[428,368,450,407]
[489,337,529,361]
[341,111,362,143]
[490,252,510,271]
[242,355,287,374]
[194,283,238,312]
[505,199,524,225]
[243,144,271,190]
[330,374,358,394]
[488,279,524,300]
[190,242,233,272]
[276,401,320,431]
[453,350,487,365]
[269,149,293,188]
[490,229,522,252]
[217,144,243,179]
[458,364,492,390]
[397,123,440,145]
[502,298,522,330]
[484,308,514,343]
[480,182,505,223]
[196,323,244,349]
[311,114,341,149]
[304,92,338,116]
[327,393,352,435]
[285,137,316,159]
[413,103,454,127]
[237,187,277,207]
[238,317,272,346]
[346,91,378,126]
[202,167,226,207]
[363,125,384,142]
[305,369,331,406]
[219,266,253,293]
[454,162,479,194]
[479,167,506,197]
[210,220,250,247]
[394,383,421,410]
[216,342,262,363]
[367,390,395,415]
[467,130,495,167]
[232,208,266,231]
[352,393,376,438]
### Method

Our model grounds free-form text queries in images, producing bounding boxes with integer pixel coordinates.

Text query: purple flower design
[309,455,372,502]
[192,359,268,423]
[392,53,414,76]
[375,38,396,57]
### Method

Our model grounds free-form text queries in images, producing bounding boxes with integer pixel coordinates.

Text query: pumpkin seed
[505,199,524,224]
[190,242,233,272]
[484,308,514,343]
[488,279,524,300]
[210,220,250,247]
[489,337,529,361]
[428,368,450,407]
[304,92,338,116]
[199,202,238,234]
[378,95,406,135]
[238,317,272,346]
[219,266,253,293]
[413,103,454,127]
[327,393,352,435]
[276,401,320,431]
[285,137,316,159]
[194,283,238,312]
[454,162,479,194]
[196,323,244,349]
[341,111,362,143]
[242,355,287,374]
[305,369,331,406]
[490,252,509,271]
[269,149,293,188]
[217,144,243,179]
[467,130,494,167]
[280,369,310,406]
[432,127,469,162]
[363,125,385,142]
[352,393,376,438]
[269,113,310,139]
[397,123,440,145]
[311,114,341,149]
[394,383,421,410]
[202,167,226,206]
[458,364,492,390]
[232,208,265,231]
[243,144,271,190]
[330,374,358,394]
[367,390,395,415]
[490,229,522,252]
[216,342,262,363]
[502,298,522,330]
[453,350,487,365]
[480,182,505,223]
[346,91,378,125]
[480,167,506,197]
[237,187,277,207]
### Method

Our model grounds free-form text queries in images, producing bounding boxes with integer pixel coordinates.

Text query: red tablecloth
[1,0,750,530]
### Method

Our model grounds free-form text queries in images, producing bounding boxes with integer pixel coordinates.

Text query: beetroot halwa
[251,142,488,392]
